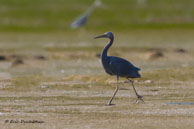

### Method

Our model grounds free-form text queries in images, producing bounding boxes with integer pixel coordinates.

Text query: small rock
[150,51,164,59]
[40,85,50,88]
[96,53,101,58]
[145,80,152,83]
[175,48,187,53]
[12,58,24,66]
[0,55,6,61]
[35,55,47,60]
[151,89,158,92]
[61,69,65,73]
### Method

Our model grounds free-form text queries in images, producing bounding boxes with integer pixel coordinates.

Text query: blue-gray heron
[95,32,144,106]
[70,0,101,29]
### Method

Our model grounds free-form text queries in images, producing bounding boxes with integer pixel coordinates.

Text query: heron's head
[94,32,114,39]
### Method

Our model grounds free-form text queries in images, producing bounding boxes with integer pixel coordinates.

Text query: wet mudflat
[0,30,194,129]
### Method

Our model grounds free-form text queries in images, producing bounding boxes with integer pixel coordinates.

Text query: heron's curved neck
[102,37,114,57]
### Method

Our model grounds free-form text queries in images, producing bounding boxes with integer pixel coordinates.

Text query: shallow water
[168,102,194,105]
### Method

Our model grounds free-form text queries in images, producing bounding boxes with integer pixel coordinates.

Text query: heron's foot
[134,95,144,104]
[105,103,115,106]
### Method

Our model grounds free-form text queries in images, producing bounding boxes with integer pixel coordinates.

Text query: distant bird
[70,0,102,29]
[137,0,147,7]
[95,32,144,106]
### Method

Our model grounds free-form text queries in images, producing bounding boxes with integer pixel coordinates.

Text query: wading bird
[70,0,102,29]
[95,32,144,106]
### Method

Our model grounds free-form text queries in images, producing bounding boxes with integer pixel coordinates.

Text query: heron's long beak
[94,34,107,39]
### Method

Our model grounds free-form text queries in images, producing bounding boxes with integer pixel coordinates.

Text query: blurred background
[1,0,194,32]
[0,0,194,78]
[0,0,193,78]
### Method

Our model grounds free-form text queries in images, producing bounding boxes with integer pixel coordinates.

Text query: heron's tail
[135,72,141,78]
[127,71,141,78]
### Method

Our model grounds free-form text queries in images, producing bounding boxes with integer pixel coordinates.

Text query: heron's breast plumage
[101,56,114,75]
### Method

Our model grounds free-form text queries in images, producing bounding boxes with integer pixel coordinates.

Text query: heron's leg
[107,76,119,106]
[128,79,144,103]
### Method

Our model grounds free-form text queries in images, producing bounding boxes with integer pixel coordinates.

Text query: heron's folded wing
[109,57,140,77]
[109,59,130,76]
